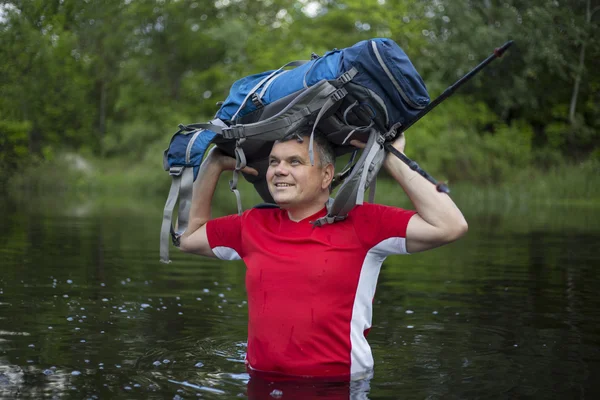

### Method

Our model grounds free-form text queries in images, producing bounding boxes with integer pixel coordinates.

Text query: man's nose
[275,163,288,175]
[274,162,289,175]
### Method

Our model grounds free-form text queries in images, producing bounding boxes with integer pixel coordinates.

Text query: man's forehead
[269,139,309,157]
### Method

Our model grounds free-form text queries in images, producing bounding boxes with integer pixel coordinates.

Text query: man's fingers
[242,166,259,176]
[349,139,366,149]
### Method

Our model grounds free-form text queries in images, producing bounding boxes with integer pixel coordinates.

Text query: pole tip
[494,40,514,57]
[436,182,450,194]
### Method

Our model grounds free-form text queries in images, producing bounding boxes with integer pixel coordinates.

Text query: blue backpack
[161,38,430,263]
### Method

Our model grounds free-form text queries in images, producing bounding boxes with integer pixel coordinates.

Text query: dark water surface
[1,196,599,399]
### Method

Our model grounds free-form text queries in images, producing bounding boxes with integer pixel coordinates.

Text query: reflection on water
[0,196,599,399]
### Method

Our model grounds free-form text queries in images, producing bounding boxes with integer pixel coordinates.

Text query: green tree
[0,0,95,158]
[422,0,599,162]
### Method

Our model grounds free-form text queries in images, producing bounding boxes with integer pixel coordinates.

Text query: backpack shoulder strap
[159,122,223,263]
[160,166,194,263]
[312,128,386,227]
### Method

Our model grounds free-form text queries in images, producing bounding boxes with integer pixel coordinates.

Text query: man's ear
[321,163,335,189]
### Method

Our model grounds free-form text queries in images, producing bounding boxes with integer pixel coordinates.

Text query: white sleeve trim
[212,246,241,260]
[370,236,409,256]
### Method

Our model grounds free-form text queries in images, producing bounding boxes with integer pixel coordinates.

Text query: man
[179,130,468,380]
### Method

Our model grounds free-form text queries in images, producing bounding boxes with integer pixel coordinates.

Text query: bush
[408,96,533,184]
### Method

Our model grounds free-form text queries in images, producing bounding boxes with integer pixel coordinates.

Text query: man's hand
[179,146,257,257]
[204,146,259,176]
[349,131,405,154]
[386,131,406,154]
[354,131,467,253]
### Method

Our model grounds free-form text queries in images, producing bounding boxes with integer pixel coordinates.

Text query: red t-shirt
[206,203,416,378]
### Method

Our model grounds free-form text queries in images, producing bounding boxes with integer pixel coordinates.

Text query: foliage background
[1,0,598,195]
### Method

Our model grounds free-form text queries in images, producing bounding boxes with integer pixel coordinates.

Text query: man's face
[266,139,330,210]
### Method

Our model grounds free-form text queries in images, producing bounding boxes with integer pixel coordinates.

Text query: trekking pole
[385,40,514,194]
[385,144,451,193]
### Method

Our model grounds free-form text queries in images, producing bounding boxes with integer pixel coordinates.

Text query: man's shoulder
[348,203,416,223]
[211,206,280,225]
[243,205,283,223]
[348,202,388,216]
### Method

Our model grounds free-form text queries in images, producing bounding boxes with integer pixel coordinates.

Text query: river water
[0,194,599,399]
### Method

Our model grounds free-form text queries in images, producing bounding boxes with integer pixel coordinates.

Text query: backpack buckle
[178,123,195,132]
[169,166,184,176]
[251,93,264,108]
[311,214,347,227]
[384,122,403,141]
[338,71,352,84]
[171,232,181,247]
[331,88,348,102]
[337,67,358,85]
[222,126,245,139]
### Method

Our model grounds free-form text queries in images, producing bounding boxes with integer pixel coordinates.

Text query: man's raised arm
[355,134,468,254]
[178,148,257,257]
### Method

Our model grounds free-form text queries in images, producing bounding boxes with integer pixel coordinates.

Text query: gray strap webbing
[356,135,383,205]
[229,139,247,215]
[181,122,224,134]
[343,101,359,124]
[308,87,348,165]
[230,181,243,215]
[337,67,358,86]
[160,170,181,263]
[310,68,357,167]
[368,176,377,204]
[232,71,282,121]
[221,81,342,140]
[176,167,195,234]
[185,130,203,163]
[160,167,194,263]
[232,60,309,121]
[312,198,346,226]
[312,130,385,227]
[259,70,289,100]
[331,149,358,190]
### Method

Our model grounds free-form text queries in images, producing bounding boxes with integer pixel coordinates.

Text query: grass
[371,158,600,208]
[4,152,599,221]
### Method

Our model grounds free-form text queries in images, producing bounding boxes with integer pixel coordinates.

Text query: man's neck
[286,201,328,222]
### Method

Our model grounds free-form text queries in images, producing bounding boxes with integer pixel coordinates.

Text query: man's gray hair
[279,128,336,168]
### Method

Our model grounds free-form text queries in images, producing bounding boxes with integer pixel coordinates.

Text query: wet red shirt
[206,203,415,378]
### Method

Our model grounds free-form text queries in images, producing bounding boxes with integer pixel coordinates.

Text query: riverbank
[3,151,598,222]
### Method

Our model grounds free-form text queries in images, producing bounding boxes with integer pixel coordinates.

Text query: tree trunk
[99,78,107,156]
[569,0,597,125]
[569,42,586,125]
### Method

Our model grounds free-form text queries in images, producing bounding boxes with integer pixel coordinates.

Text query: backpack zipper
[186,129,203,163]
[370,40,425,110]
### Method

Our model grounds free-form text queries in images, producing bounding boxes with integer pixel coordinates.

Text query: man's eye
[269,159,278,166]
[290,159,300,165]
